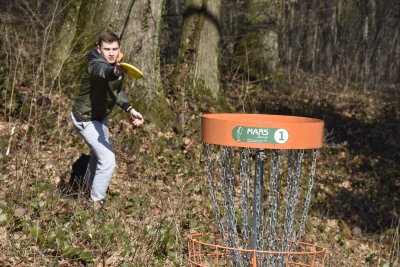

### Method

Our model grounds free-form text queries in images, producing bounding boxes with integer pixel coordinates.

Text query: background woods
[51,0,400,117]
[0,0,399,266]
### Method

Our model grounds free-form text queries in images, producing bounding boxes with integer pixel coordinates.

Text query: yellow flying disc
[119,62,144,79]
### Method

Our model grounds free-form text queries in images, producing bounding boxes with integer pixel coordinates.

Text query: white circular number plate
[274,128,289,144]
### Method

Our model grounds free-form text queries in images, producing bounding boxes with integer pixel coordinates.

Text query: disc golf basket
[188,114,328,267]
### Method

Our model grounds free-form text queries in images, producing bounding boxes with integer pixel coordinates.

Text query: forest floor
[0,70,399,267]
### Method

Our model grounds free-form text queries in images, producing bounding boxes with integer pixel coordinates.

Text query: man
[71,31,144,207]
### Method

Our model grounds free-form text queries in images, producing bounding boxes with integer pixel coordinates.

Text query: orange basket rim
[202,113,323,123]
[201,113,324,149]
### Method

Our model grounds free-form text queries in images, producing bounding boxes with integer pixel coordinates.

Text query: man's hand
[130,108,144,127]
[114,63,126,76]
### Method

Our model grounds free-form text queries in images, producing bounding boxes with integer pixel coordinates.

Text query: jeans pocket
[71,112,87,132]
[80,121,90,130]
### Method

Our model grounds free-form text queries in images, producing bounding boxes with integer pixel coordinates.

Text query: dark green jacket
[72,48,131,121]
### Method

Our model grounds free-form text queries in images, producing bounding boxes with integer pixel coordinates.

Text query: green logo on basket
[232,126,289,144]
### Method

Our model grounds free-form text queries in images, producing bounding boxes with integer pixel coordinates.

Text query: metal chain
[289,150,304,235]
[204,144,227,244]
[281,150,295,251]
[252,149,265,251]
[294,149,318,249]
[282,150,304,267]
[204,144,317,267]
[240,148,251,251]
[278,150,293,267]
[218,146,244,266]
[227,147,236,198]
[266,150,282,266]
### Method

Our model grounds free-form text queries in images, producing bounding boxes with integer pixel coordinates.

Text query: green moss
[131,91,173,128]
[192,78,233,113]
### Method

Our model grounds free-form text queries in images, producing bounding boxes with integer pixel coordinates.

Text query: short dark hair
[97,31,120,47]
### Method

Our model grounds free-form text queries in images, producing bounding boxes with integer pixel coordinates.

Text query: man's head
[96,31,121,64]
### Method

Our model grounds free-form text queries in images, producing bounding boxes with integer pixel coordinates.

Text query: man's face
[98,41,120,64]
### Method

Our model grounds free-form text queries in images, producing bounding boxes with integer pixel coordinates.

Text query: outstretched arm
[89,59,126,81]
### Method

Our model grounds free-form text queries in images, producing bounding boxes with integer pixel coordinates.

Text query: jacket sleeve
[89,61,119,81]
[116,89,132,112]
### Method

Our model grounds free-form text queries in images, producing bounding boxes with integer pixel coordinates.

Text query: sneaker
[93,200,104,212]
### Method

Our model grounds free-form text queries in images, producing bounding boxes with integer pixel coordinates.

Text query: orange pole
[251,251,257,267]
[216,246,219,266]
[188,238,193,266]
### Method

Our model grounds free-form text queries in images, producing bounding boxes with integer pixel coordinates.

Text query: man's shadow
[59,153,90,198]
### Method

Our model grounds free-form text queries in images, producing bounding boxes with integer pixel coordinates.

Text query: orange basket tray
[188,233,328,267]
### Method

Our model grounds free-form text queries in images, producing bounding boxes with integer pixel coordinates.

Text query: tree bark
[332,0,341,77]
[236,0,280,80]
[120,0,172,125]
[175,0,222,99]
[50,0,83,82]
[361,0,370,90]
[193,0,221,98]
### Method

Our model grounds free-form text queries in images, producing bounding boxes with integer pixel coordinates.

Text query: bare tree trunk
[193,0,221,98]
[295,2,305,74]
[361,0,370,90]
[311,0,318,78]
[174,0,222,99]
[332,0,341,77]
[235,0,280,81]
[50,0,83,82]
[287,1,295,84]
[121,0,172,125]
[366,0,379,90]
[324,0,334,73]
[175,0,202,69]
[386,30,399,83]
[312,16,318,78]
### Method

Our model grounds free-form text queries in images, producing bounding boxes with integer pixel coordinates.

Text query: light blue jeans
[71,112,116,201]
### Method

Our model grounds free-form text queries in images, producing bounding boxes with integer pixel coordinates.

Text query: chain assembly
[204,144,319,267]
